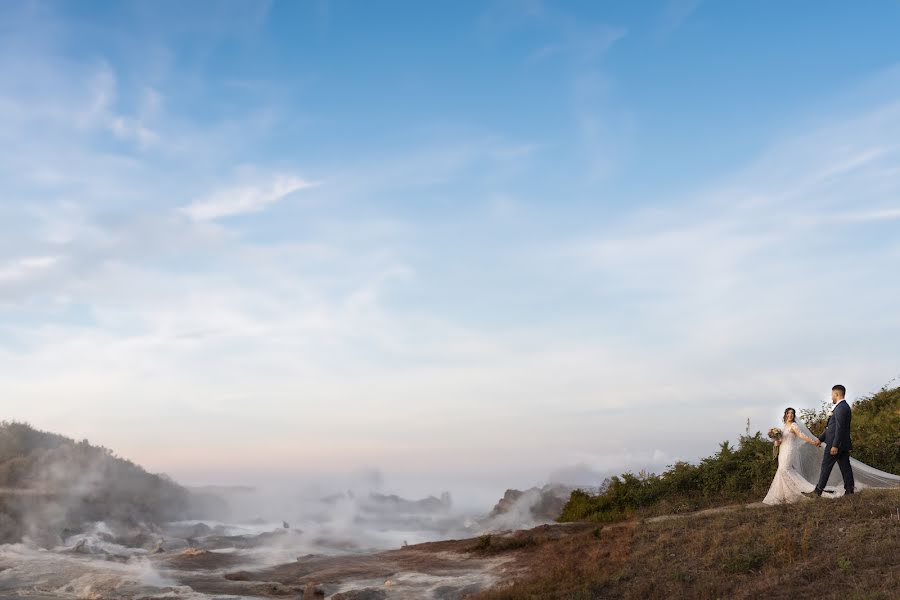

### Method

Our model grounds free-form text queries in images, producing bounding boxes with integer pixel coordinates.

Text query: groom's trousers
[815,448,854,494]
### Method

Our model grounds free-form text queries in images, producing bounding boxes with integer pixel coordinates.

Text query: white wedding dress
[762,420,900,505]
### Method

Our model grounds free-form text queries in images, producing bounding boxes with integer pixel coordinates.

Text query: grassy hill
[0,421,213,545]
[472,489,900,600]
[559,383,900,524]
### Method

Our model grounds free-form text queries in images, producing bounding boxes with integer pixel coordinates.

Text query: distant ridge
[0,421,223,545]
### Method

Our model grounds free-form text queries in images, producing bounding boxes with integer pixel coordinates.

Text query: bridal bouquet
[768,427,782,459]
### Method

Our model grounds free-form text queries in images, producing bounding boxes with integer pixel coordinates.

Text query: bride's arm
[790,423,820,446]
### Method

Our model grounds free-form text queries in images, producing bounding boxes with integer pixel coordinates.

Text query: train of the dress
[768,420,900,503]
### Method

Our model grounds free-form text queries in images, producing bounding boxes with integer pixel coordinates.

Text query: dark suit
[815,400,854,494]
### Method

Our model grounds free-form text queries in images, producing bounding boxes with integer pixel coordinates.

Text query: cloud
[656,0,703,40]
[7,81,898,481]
[0,256,62,283]
[807,207,900,224]
[180,175,321,221]
[3,0,900,492]
[555,86,900,390]
[109,115,159,147]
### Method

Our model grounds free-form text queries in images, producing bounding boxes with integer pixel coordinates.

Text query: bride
[763,407,900,505]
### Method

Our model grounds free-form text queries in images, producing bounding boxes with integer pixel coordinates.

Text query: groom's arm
[832,405,847,450]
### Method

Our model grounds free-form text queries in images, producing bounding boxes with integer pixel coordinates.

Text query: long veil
[794,420,900,496]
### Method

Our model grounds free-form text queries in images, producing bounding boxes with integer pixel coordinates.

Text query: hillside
[150,489,900,600]
[0,421,220,546]
[559,383,900,524]
[470,489,900,600]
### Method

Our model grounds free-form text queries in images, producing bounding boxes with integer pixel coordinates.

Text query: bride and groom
[762,384,900,505]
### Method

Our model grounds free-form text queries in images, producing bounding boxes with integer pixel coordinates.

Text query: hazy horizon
[3,1,900,500]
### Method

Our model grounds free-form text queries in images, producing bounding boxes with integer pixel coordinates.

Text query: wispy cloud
[2,1,900,491]
[797,206,900,226]
[824,208,900,223]
[656,0,703,40]
[557,85,900,385]
[480,1,630,180]
[180,175,321,221]
[0,256,62,283]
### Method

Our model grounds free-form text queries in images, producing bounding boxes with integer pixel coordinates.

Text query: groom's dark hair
[832,384,846,397]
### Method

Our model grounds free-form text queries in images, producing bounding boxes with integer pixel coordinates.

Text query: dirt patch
[226,545,503,584]
[162,548,246,570]
[471,489,900,600]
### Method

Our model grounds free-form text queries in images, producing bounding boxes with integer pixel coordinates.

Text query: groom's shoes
[802,490,823,499]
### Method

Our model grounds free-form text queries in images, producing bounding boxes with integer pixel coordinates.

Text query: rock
[488,484,573,522]
[490,489,524,515]
[23,529,63,549]
[365,492,452,513]
[114,531,158,549]
[156,537,190,552]
[303,582,325,599]
[433,583,483,600]
[331,589,387,600]
[202,528,301,550]
[283,520,290,529]
[164,522,212,539]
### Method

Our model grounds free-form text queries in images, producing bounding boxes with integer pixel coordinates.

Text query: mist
[0,430,589,598]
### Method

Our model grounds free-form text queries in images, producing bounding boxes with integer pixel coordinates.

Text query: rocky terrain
[7,490,897,600]
[0,477,577,599]
[487,485,572,524]
[11,416,895,599]
[0,422,228,547]
[0,509,544,599]
[0,422,575,599]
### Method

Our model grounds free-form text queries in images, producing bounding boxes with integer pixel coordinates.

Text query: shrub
[801,383,900,474]
[0,421,195,543]
[561,382,900,524]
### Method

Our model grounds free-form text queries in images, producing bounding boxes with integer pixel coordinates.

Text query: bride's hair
[783,407,796,423]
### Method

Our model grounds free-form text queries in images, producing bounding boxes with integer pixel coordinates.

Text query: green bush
[560,382,900,523]
[559,432,775,523]
[800,382,900,474]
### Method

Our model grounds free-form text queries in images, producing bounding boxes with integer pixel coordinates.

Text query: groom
[811,384,855,496]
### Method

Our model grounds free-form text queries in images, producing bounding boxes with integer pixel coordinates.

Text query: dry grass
[472,489,900,600]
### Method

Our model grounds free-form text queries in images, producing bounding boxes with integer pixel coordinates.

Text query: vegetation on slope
[802,382,900,475]
[559,432,775,522]
[560,382,900,524]
[0,421,199,544]
[473,489,900,600]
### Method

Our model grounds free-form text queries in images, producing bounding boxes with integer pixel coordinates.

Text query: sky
[2,0,900,500]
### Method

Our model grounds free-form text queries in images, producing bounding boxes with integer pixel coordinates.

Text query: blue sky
[2,1,900,497]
